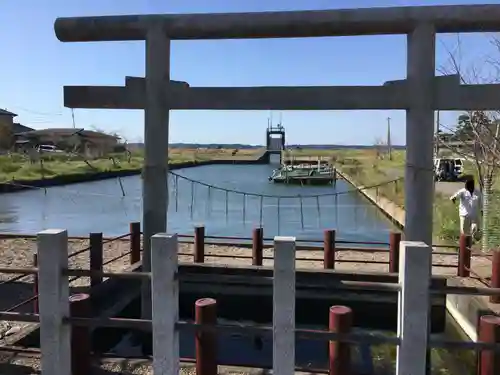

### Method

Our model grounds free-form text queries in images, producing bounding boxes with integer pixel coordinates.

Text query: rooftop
[0,109,17,117]
[15,128,119,139]
[12,123,34,133]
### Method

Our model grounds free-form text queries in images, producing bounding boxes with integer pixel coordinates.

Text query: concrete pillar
[404,24,436,244]
[142,25,171,319]
[273,236,296,375]
[37,229,71,375]
[396,241,432,375]
[151,233,179,375]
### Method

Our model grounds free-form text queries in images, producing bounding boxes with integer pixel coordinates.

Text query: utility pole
[386,117,392,160]
[435,110,440,157]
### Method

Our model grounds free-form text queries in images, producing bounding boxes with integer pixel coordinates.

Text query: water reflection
[0,198,17,224]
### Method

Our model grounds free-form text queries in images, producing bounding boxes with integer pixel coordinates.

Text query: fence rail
[0,223,142,314]
[1,223,499,312]
[178,227,500,297]
[0,229,498,375]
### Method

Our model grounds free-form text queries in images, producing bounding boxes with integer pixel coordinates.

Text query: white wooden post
[37,229,71,375]
[396,241,432,375]
[151,233,179,375]
[273,236,296,375]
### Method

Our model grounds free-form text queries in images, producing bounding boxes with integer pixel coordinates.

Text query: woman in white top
[450,178,482,240]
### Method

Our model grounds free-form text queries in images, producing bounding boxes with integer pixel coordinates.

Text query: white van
[434,157,464,181]
[36,145,64,153]
[454,158,464,174]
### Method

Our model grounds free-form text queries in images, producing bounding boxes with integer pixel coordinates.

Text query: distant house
[15,128,120,157]
[0,109,18,150]
[0,109,17,128]
[12,122,34,134]
[0,109,37,151]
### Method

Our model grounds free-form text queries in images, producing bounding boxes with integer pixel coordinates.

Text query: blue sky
[1,0,499,145]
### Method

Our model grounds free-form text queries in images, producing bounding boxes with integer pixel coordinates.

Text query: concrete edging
[335,169,404,230]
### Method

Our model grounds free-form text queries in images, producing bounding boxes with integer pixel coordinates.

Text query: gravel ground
[0,354,292,375]
[0,236,494,374]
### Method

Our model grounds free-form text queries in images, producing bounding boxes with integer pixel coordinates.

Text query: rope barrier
[68,232,132,259]
[169,170,403,199]
[102,251,132,266]
[2,171,404,200]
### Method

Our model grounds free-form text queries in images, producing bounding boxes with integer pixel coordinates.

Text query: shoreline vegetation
[0,148,264,185]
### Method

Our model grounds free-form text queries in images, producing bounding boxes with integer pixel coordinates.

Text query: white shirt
[450,188,482,218]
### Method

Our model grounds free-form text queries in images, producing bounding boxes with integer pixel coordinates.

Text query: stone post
[404,24,436,244]
[37,229,71,375]
[142,25,171,319]
[273,236,296,375]
[396,241,432,375]
[151,233,179,375]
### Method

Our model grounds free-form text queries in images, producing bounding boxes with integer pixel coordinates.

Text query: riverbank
[329,148,466,242]
[0,148,267,193]
[336,169,404,230]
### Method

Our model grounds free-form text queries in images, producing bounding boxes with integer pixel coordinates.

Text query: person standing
[450,178,482,240]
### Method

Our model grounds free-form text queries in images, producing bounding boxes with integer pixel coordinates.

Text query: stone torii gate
[55,4,500,317]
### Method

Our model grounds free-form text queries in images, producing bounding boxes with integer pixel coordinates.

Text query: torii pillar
[139,27,171,319]
[405,24,435,244]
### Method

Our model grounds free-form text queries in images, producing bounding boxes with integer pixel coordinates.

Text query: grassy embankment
[0,148,262,182]
[287,148,462,242]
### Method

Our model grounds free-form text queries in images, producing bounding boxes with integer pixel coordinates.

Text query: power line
[8,106,62,117]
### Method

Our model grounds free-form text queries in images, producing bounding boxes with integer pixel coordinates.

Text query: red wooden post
[490,251,500,304]
[129,222,141,265]
[329,305,352,375]
[194,226,205,263]
[458,234,471,277]
[70,293,91,375]
[477,315,500,375]
[195,298,217,375]
[252,227,263,266]
[89,232,103,288]
[389,232,402,273]
[324,229,336,269]
[33,254,39,314]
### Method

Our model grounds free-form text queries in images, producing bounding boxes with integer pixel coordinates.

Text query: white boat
[268,160,335,185]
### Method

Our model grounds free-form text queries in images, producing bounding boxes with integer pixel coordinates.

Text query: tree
[455,114,475,140]
[439,35,500,251]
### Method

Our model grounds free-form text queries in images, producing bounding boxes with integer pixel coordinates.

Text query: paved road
[435,181,462,196]
[384,167,462,197]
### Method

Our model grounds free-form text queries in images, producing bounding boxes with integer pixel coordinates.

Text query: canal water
[0,164,393,241]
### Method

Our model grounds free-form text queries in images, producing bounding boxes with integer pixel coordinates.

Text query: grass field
[0,148,262,182]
